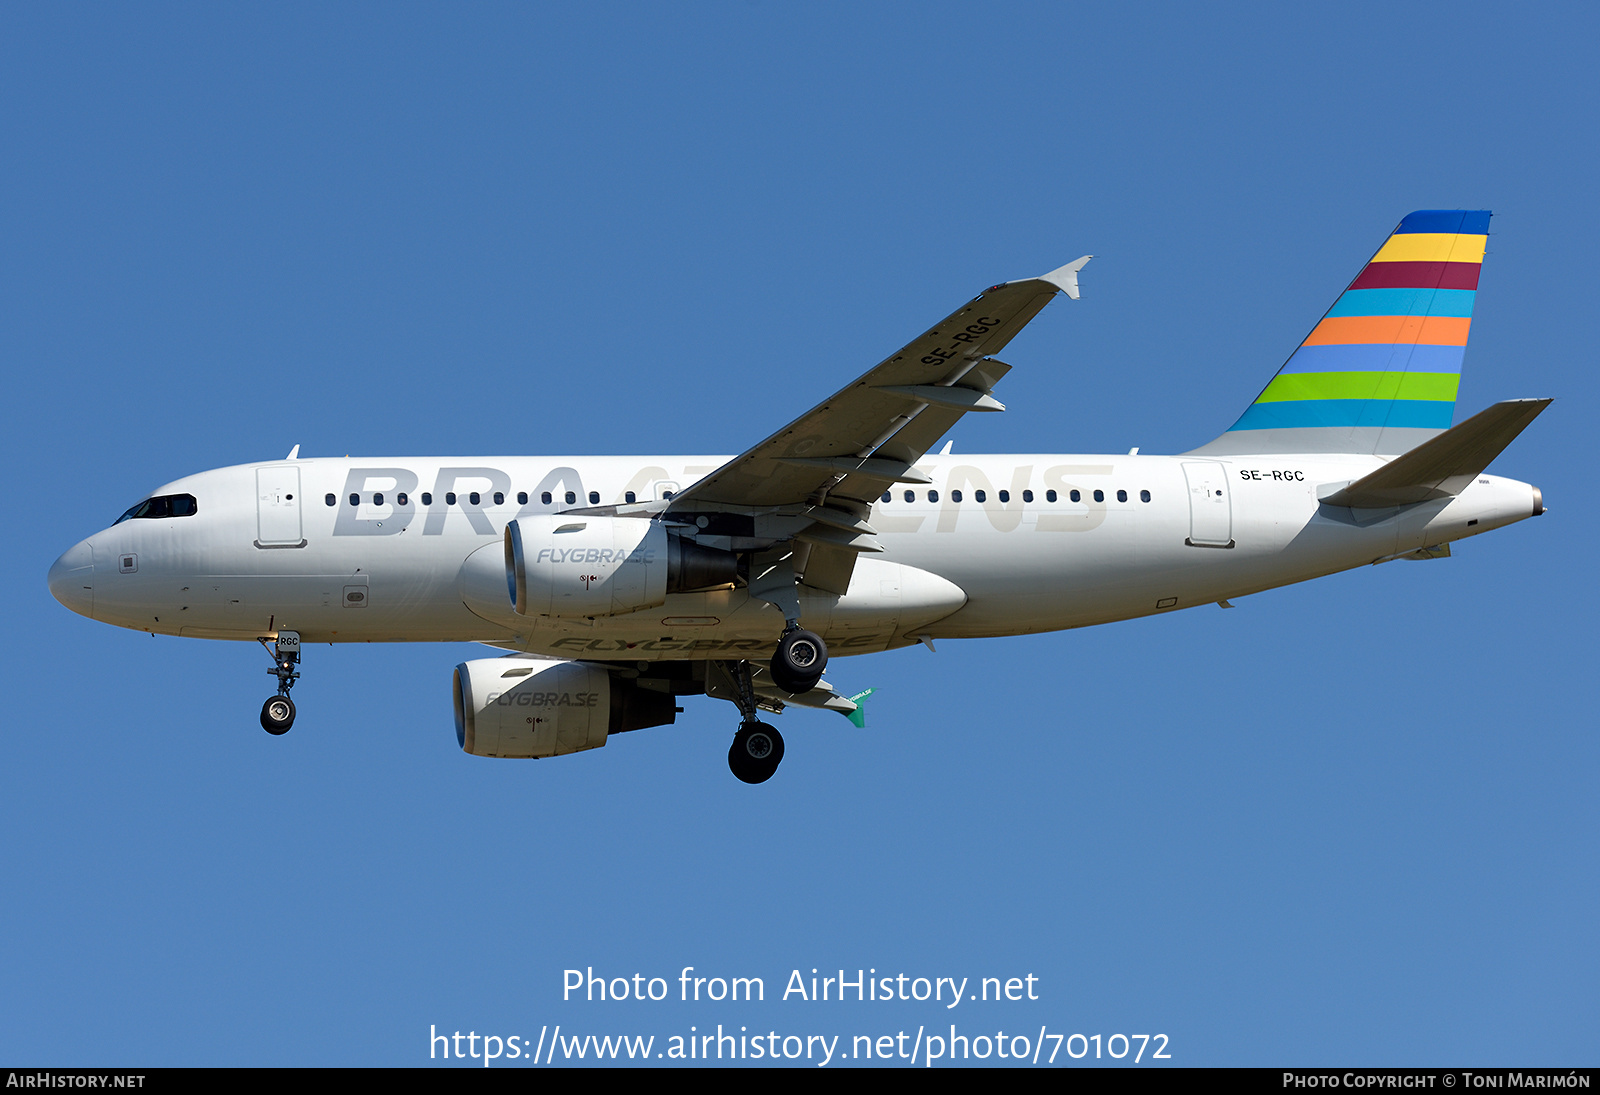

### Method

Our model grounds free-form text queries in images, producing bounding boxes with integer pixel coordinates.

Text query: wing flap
[870,384,1006,412]
[832,360,1014,503]
[795,541,860,595]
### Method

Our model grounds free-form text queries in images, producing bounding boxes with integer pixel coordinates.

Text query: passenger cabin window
[446,492,457,505]
[1047,490,1058,502]
[518,492,528,505]
[349,493,360,506]
[952,490,963,502]
[1023,490,1034,502]
[115,494,198,523]
[975,490,987,503]
[903,490,914,503]
[541,492,552,505]
[1070,490,1081,502]
[373,492,384,506]
[325,494,336,507]
[421,492,433,505]
[589,491,600,504]
[397,492,408,506]
[626,491,637,504]
[881,491,891,503]
[494,492,504,505]
[1093,489,1105,502]
[565,491,576,505]
[1117,489,1128,502]
[928,490,938,502]
[469,492,481,505]
[1141,490,1151,502]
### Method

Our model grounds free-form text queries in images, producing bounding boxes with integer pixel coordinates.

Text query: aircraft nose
[48,540,94,619]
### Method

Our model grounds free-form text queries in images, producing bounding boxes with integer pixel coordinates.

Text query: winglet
[1039,255,1093,300]
[842,687,877,728]
[286,444,300,460]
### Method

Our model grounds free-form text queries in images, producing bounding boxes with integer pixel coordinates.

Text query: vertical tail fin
[1192,210,1490,456]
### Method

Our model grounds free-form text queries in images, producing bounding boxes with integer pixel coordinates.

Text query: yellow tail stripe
[1370,233,1487,265]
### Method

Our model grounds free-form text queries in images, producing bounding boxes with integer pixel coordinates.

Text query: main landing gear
[723,622,828,783]
[729,721,785,784]
[768,627,827,695]
[719,659,786,784]
[257,630,301,735]
[712,626,830,782]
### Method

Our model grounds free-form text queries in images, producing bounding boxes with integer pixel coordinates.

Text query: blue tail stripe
[1326,287,1476,319]
[1277,343,1466,376]
[1192,211,1491,456]
[1395,210,1491,235]
[1229,399,1456,431]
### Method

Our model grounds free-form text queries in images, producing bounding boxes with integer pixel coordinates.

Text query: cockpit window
[115,494,198,523]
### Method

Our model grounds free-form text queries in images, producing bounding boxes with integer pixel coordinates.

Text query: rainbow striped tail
[1192,210,1489,456]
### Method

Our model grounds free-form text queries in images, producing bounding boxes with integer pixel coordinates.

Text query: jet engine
[504,515,735,618]
[452,657,678,759]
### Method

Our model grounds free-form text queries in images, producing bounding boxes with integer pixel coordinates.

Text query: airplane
[47,210,1548,784]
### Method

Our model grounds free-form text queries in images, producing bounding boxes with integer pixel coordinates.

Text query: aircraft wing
[665,257,1091,520]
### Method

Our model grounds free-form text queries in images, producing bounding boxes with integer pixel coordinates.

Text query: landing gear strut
[746,548,827,696]
[257,630,300,735]
[719,659,786,784]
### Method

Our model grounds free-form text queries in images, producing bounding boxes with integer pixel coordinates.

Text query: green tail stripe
[1256,371,1461,404]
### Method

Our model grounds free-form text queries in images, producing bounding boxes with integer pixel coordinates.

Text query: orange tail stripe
[1302,314,1471,348]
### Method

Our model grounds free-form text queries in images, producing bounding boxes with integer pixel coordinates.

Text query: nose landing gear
[256,630,301,735]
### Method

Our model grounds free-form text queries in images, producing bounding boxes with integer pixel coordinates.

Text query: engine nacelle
[452,657,677,759]
[505,515,736,618]
[506,515,665,618]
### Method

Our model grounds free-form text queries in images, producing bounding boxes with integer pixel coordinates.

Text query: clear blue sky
[3,2,1593,1067]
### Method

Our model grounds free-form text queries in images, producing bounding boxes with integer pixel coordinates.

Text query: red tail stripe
[1348,261,1481,291]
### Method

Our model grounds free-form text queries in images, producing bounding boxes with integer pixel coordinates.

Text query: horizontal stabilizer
[1318,399,1550,508]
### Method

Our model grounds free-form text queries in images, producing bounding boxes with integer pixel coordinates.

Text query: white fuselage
[49,452,1542,659]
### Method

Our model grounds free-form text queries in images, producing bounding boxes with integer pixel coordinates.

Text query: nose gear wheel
[260,695,295,735]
